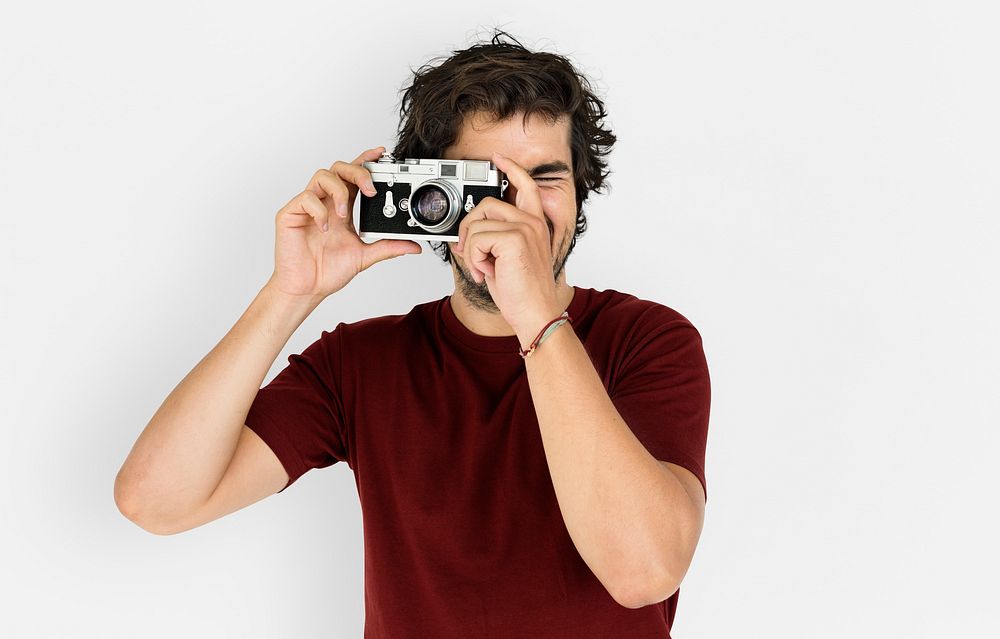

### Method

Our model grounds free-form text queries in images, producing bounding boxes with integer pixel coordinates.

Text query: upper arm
[154,425,288,535]
[660,460,705,515]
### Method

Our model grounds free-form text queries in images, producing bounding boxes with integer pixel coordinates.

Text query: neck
[449,272,575,337]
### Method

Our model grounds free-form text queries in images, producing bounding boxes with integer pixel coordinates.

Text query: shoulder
[576,287,708,379]
[583,286,701,338]
[323,297,443,350]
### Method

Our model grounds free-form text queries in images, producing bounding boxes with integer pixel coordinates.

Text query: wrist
[514,307,570,353]
[259,281,324,324]
[262,278,326,310]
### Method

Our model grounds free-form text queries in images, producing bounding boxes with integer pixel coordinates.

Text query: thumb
[361,240,422,270]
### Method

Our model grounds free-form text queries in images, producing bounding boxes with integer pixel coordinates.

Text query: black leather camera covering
[359,183,503,239]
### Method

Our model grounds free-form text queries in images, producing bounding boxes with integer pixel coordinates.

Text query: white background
[2,1,998,637]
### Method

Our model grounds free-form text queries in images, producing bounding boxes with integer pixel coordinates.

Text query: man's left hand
[455,151,562,345]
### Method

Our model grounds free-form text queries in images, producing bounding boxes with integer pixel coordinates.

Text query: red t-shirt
[245,285,711,638]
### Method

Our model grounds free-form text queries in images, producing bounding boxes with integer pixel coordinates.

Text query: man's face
[443,110,577,312]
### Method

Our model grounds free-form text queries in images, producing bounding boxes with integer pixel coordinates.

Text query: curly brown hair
[392,29,617,264]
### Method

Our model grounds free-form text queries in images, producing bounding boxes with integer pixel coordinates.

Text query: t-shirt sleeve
[244,327,349,493]
[608,310,711,503]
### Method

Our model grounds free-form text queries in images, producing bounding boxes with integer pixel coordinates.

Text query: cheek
[540,190,574,233]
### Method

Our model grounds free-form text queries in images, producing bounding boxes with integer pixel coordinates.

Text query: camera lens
[412,186,450,224]
[408,179,462,233]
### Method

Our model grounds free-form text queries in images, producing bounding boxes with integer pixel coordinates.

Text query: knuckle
[329,179,349,197]
[320,173,348,196]
[277,203,294,219]
[300,190,321,207]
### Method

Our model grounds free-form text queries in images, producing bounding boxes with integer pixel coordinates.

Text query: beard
[449,219,573,314]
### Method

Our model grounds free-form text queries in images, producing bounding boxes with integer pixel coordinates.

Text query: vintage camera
[358,152,508,243]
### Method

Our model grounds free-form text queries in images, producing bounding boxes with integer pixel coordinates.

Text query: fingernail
[338,203,348,217]
[322,221,329,232]
[365,181,377,194]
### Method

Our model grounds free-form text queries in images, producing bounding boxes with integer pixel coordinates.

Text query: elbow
[613,527,700,608]
[638,574,681,609]
[611,566,680,610]
[114,471,182,536]
[114,468,140,522]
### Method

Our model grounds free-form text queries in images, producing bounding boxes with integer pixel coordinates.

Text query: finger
[303,148,384,218]
[306,170,350,219]
[475,257,495,282]
[306,146,385,206]
[351,146,386,166]
[458,220,518,272]
[457,197,542,253]
[345,146,387,196]
[468,239,496,284]
[465,230,514,284]
[456,197,507,253]
[330,159,379,197]
[458,218,521,257]
[360,238,423,271]
[491,152,543,218]
[277,190,329,233]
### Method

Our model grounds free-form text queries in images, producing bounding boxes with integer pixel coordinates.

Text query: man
[115,30,711,638]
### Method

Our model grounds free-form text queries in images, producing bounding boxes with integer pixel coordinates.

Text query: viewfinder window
[464,162,488,181]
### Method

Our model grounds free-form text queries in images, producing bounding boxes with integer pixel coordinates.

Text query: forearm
[115,279,323,526]
[521,323,698,604]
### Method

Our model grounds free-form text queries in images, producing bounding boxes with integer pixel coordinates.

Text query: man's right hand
[266,146,423,303]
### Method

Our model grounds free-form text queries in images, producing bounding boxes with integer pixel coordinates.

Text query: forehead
[447,111,571,163]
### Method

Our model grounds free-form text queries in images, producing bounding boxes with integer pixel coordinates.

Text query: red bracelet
[518,311,573,358]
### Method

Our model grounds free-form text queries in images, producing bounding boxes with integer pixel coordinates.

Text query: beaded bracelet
[518,311,573,358]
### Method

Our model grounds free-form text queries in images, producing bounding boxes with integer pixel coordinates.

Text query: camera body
[358,152,508,243]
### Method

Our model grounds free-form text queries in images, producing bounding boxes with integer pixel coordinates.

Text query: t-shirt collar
[440,285,587,355]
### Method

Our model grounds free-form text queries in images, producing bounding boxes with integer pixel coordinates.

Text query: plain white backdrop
[2,1,998,637]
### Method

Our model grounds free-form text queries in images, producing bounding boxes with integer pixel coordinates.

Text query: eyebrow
[527,161,571,177]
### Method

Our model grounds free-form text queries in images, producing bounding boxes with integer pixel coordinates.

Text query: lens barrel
[409,179,462,232]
